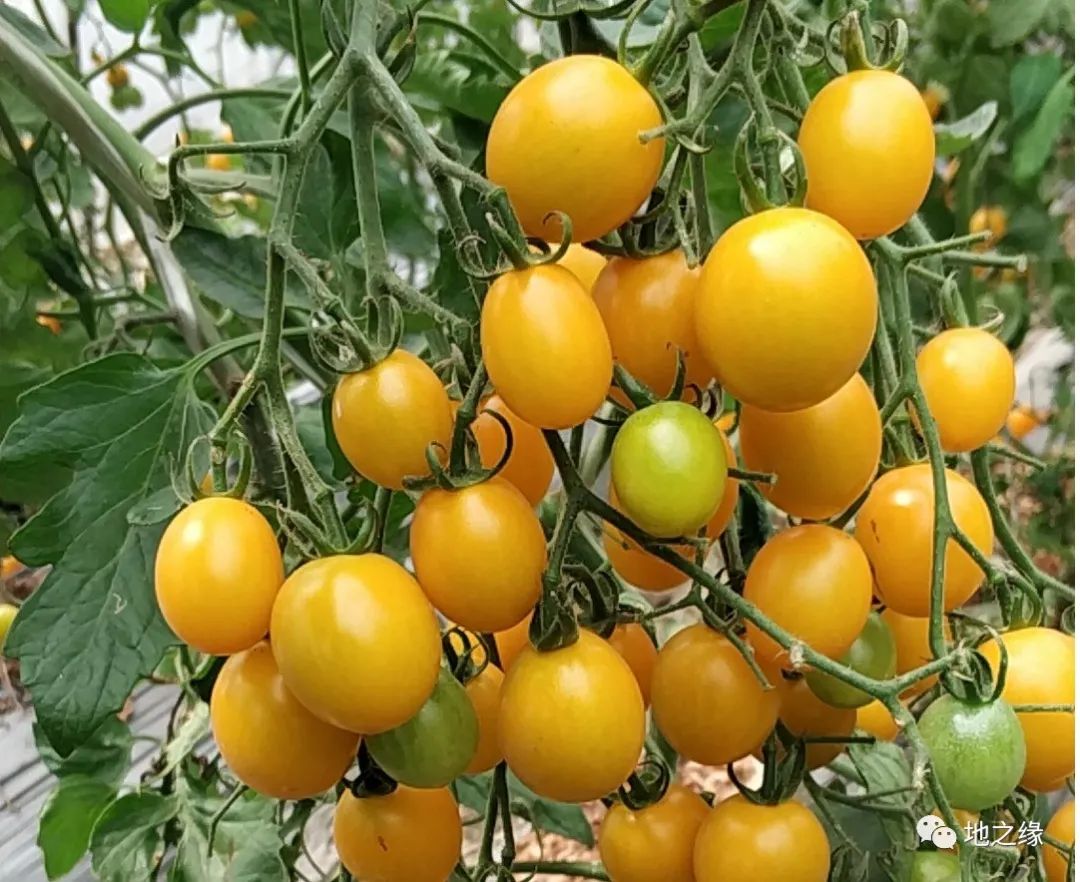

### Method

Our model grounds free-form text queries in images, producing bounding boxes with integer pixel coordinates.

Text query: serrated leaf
[1013,69,1074,180]
[1010,54,1064,124]
[846,739,916,851]
[90,791,178,882]
[405,51,510,123]
[988,0,1051,46]
[934,101,998,156]
[34,716,133,786]
[39,775,116,879]
[0,4,69,56]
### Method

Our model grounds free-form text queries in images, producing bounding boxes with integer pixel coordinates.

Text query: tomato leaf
[89,791,179,882]
[34,716,133,786]
[39,775,117,880]
[934,101,998,156]
[1012,69,1074,181]
[0,4,69,56]
[987,0,1051,47]
[1010,53,1064,124]
[846,739,917,856]
[100,0,151,34]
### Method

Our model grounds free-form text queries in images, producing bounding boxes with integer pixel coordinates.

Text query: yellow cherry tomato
[471,394,554,507]
[205,153,232,172]
[0,603,17,650]
[603,522,692,593]
[210,641,358,799]
[333,786,462,882]
[270,554,441,734]
[970,205,1008,245]
[694,207,877,412]
[464,663,503,775]
[332,349,453,490]
[856,699,900,742]
[106,63,129,89]
[740,372,882,520]
[1043,799,1075,882]
[777,676,857,769]
[499,630,645,802]
[799,69,935,240]
[0,556,24,580]
[154,497,283,655]
[881,608,945,698]
[854,464,993,617]
[554,242,608,291]
[487,55,664,242]
[607,623,658,707]
[494,615,532,671]
[481,263,613,429]
[1005,405,1045,440]
[917,327,1015,453]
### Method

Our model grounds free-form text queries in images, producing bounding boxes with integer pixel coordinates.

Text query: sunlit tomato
[799,69,935,239]
[481,264,612,429]
[1043,799,1075,882]
[1005,405,1045,440]
[270,554,441,734]
[856,699,899,742]
[881,608,945,698]
[611,401,728,537]
[472,395,554,506]
[740,373,881,520]
[744,525,873,668]
[499,630,645,802]
[854,465,993,617]
[464,663,503,774]
[910,852,960,882]
[652,624,780,765]
[333,786,462,882]
[807,611,897,708]
[210,641,358,799]
[694,207,877,412]
[494,615,531,671]
[969,205,1007,244]
[776,676,857,769]
[0,603,17,650]
[599,783,709,882]
[411,479,545,633]
[916,328,1015,453]
[486,55,664,242]
[332,349,453,490]
[154,497,283,655]
[694,795,830,882]
[552,242,608,291]
[978,627,1075,791]
[607,623,658,706]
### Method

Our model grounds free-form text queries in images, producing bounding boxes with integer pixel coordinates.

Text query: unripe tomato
[916,328,1015,453]
[486,55,664,242]
[210,641,358,799]
[464,663,503,774]
[499,630,645,802]
[599,783,709,882]
[856,699,899,742]
[969,205,1007,244]
[740,372,882,520]
[411,478,545,633]
[854,465,993,617]
[332,349,453,490]
[694,207,877,412]
[807,611,897,708]
[333,786,461,882]
[611,401,728,537]
[154,497,283,655]
[744,525,873,668]
[910,851,960,882]
[799,69,935,239]
[607,623,658,707]
[1043,799,1074,882]
[270,554,441,734]
[494,615,531,671]
[481,264,612,429]
[0,603,17,650]
[693,795,830,882]
[978,627,1075,791]
[553,242,608,291]
[235,9,257,29]
[471,395,554,507]
[882,608,947,698]
[918,694,1026,811]
[651,624,779,765]
[776,676,857,769]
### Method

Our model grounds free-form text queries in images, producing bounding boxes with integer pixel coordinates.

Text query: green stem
[288,0,312,112]
[134,88,292,140]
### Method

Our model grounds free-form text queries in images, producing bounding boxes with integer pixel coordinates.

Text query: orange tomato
[777,676,857,769]
[1043,800,1075,882]
[464,663,504,775]
[881,608,944,697]
[471,395,554,507]
[553,242,608,291]
[607,623,658,706]
[856,699,900,742]
[494,615,532,671]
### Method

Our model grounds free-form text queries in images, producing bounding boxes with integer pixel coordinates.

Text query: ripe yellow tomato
[970,205,1007,244]
[979,627,1075,791]
[694,795,830,882]
[154,497,283,655]
[481,264,612,429]
[599,783,709,882]
[0,556,23,580]
[105,63,129,89]
[1005,405,1044,440]
[856,699,899,742]
[651,624,779,765]
[210,641,358,799]
[494,615,532,671]
[499,630,645,802]
[854,465,993,617]
[464,663,503,775]
[1044,800,1075,882]
[411,478,545,633]
[744,525,873,668]
[694,207,877,412]
[553,242,608,291]
[799,69,935,240]
[270,554,441,734]
[777,676,857,769]
[0,603,17,650]
[471,395,554,507]
[487,55,664,242]
[332,349,453,490]
[740,372,881,520]
[916,328,1015,453]
[607,623,658,707]
[205,153,232,172]
[603,522,693,593]
[333,786,462,882]
[881,608,943,697]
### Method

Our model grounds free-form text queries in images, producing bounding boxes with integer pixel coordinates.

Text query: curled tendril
[617,756,672,810]
[826,11,909,74]
[454,232,506,280]
[442,625,490,683]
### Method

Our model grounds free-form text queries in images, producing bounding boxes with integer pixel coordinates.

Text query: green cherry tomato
[807,612,897,708]
[611,401,728,537]
[909,851,960,882]
[0,603,17,650]
[918,694,1026,811]
[366,669,479,788]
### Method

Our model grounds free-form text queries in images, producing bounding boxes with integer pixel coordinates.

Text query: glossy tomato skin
[481,264,613,429]
[856,699,900,742]
[411,478,545,633]
[855,465,993,616]
[882,608,944,697]
[611,401,728,537]
[740,372,882,520]
[210,641,358,799]
[909,851,961,882]
[799,69,935,239]
[464,663,503,774]
[332,349,453,490]
[499,630,645,803]
[1043,800,1074,882]
[917,328,1015,453]
[693,795,830,882]
[652,624,780,765]
[494,615,531,671]
[603,523,692,592]
[744,525,873,668]
[694,207,877,412]
[270,554,441,734]
[554,242,608,291]
[607,623,658,707]
[472,395,554,507]
[155,497,283,655]
[979,627,1075,791]
[486,55,664,243]
[777,676,857,769]
[333,786,462,882]
[599,784,709,882]
[807,611,897,708]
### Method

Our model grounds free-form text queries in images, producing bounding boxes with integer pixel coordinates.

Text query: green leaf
[0,157,33,227]
[90,791,178,882]
[0,4,69,56]
[988,0,1051,46]
[34,716,133,786]
[1012,69,1074,180]
[161,702,210,780]
[39,776,117,879]
[1,354,214,755]
[934,101,998,156]
[1010,54,1064,124]
[101,0,151,33]
[405,51,510,123]
[846,739,916,851]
